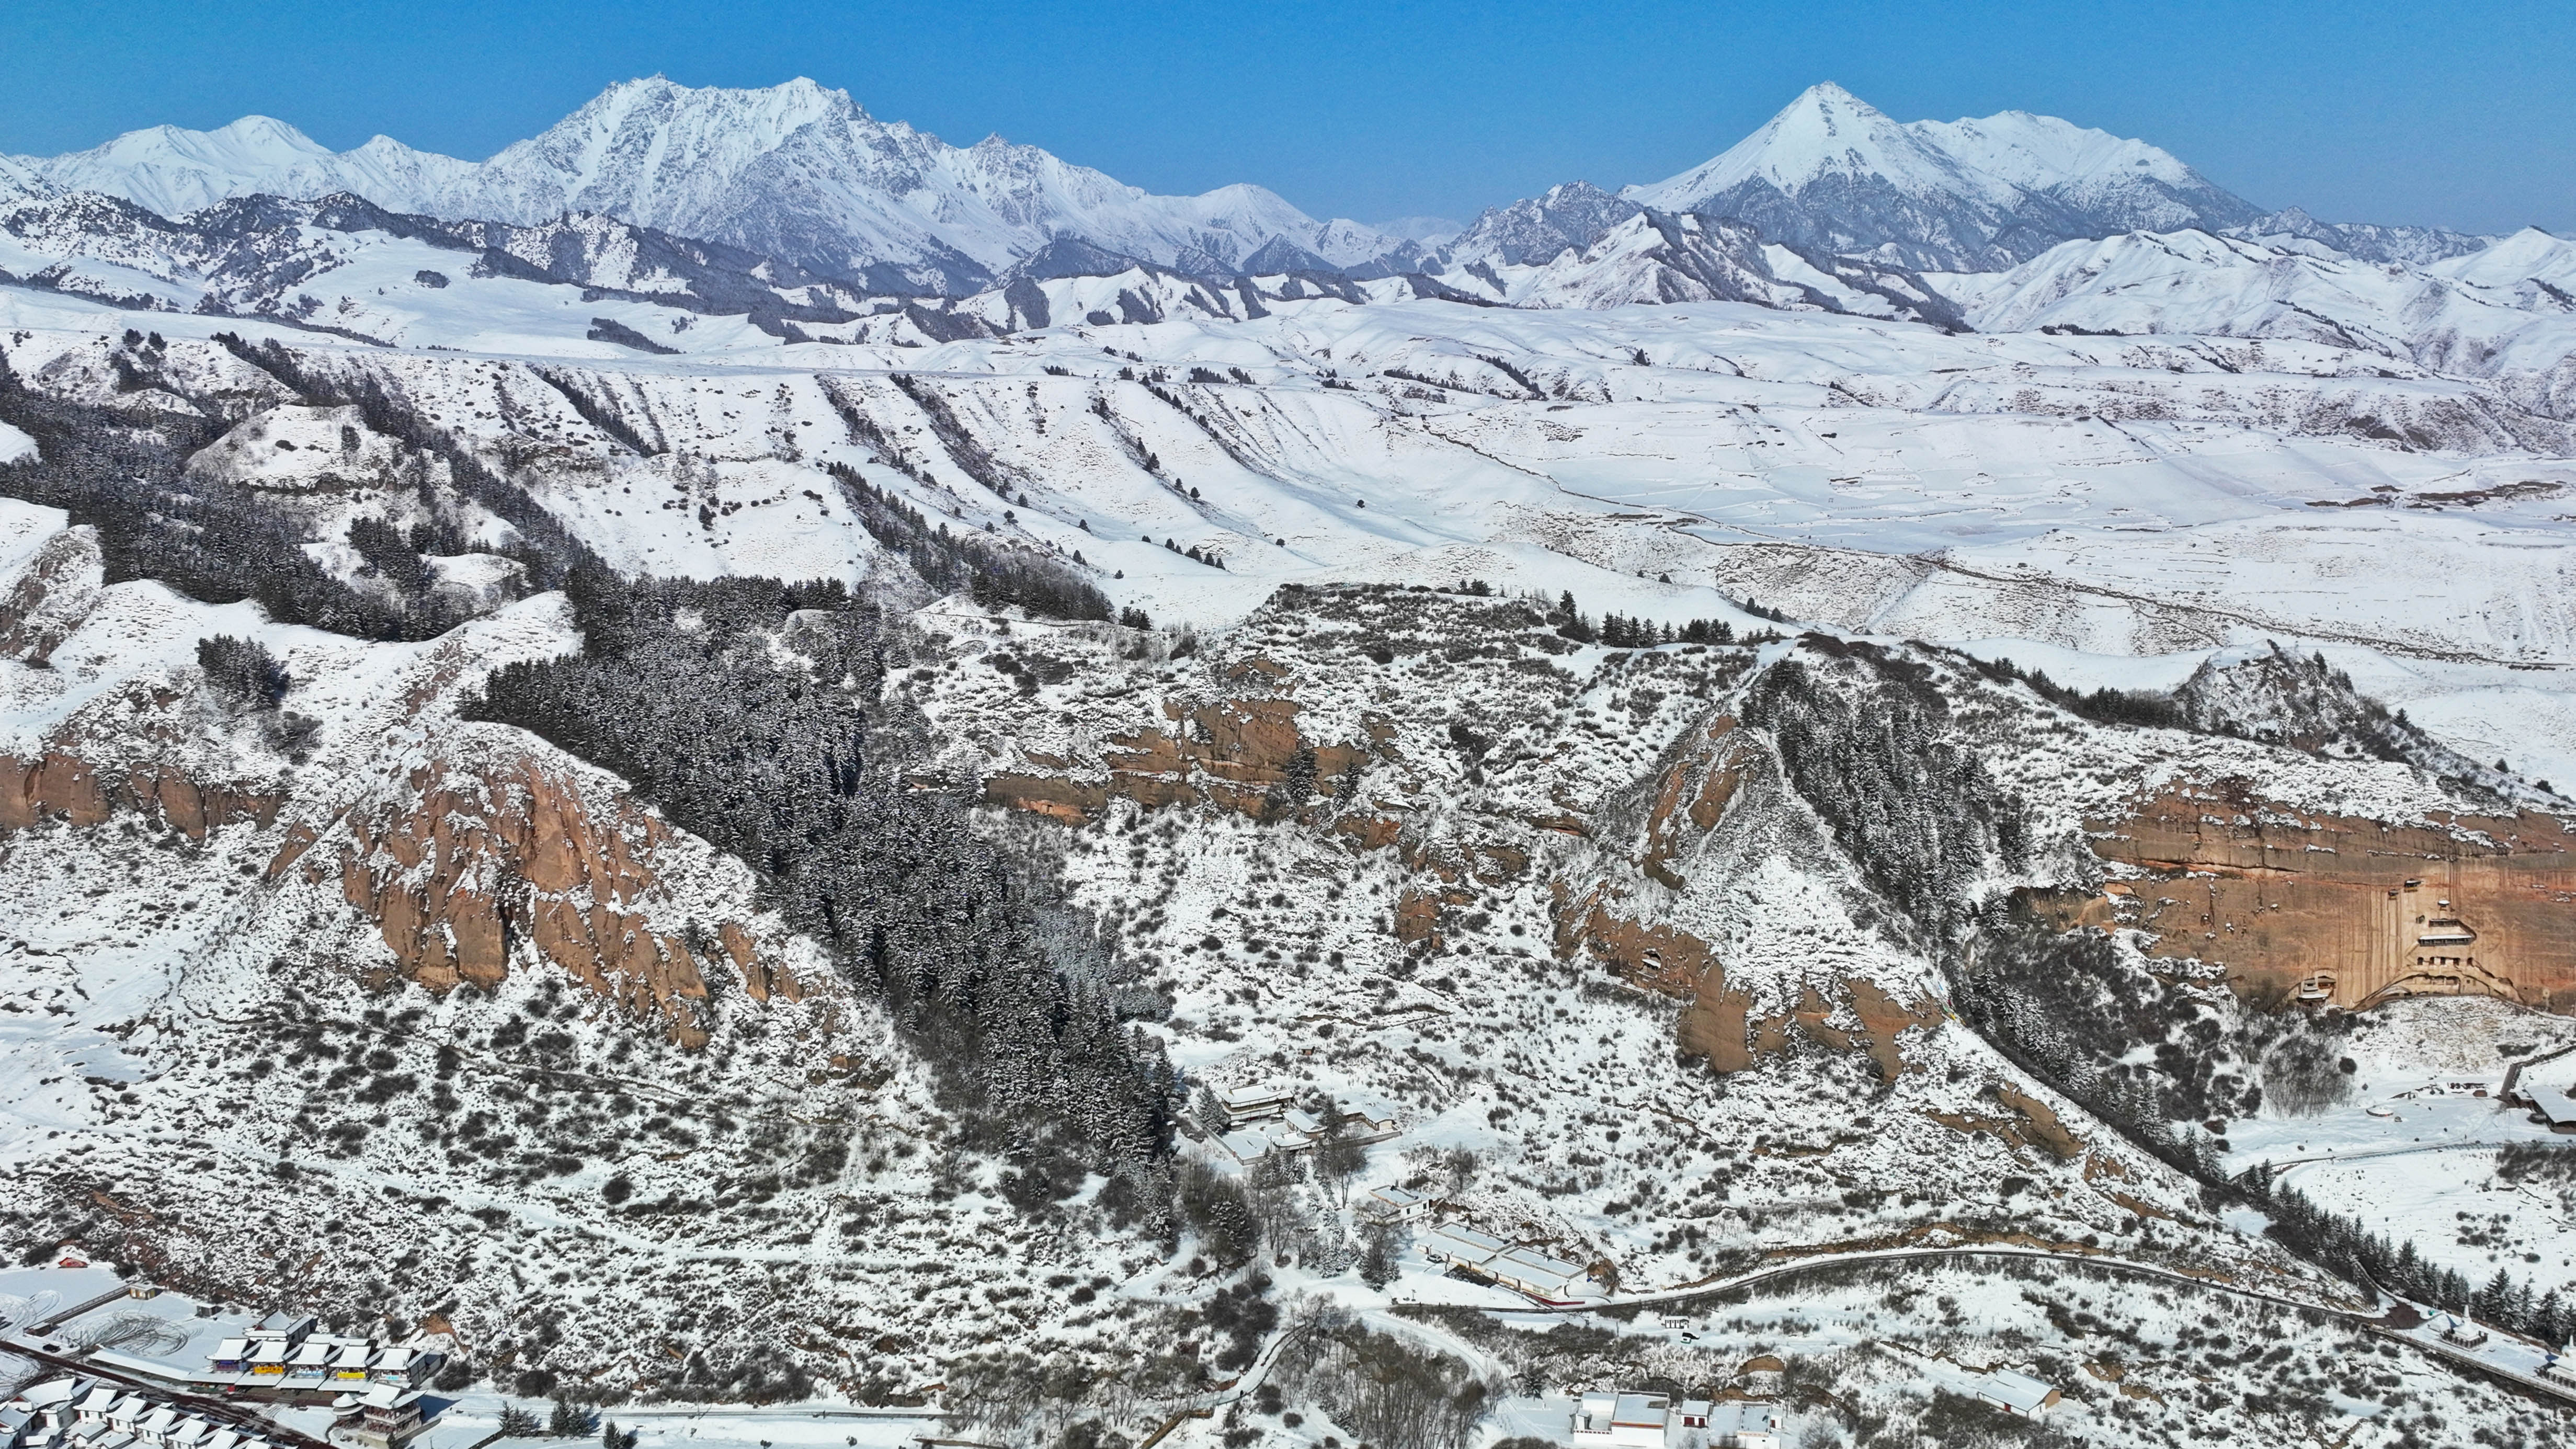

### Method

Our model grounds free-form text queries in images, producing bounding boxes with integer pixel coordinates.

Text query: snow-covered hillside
[9,132,2576,1445]
[9,78,1419,293]
[1943,227,2576,419]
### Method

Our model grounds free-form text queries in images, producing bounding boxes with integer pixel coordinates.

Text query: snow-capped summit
[1906,108,2258,236]
[1630,82,2022,214]
[28,115,340,214]
[6,75,1416,294]
[1620,82,2258,270]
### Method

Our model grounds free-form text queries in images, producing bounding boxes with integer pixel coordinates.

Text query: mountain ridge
[6,75,1420,294]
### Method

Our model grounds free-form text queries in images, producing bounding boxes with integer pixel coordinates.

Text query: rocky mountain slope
[8,78,1421,294]
[4,184,2576,1449]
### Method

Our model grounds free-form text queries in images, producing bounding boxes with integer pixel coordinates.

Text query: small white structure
[1359,1186,1430,1224]
[1971,1370,2058,1418]
[365,1348,426,1388]
[1340,1097,1400,1136]
[1572,1392,1669,1449]
[1665,1401,1783,1449]
[244,1339,293,1380]
[2543,1351,2576,1388]
[1420,1224,1509,1268]
[327,1344,375,1385]
[1489,1246,1591,1304]
[2439,1316,2490,1348]
[1218,1129,1273,1165]
[1269,1109,1326,1151]
[251,1313,315,1344]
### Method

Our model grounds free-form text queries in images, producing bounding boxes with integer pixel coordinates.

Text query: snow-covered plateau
[4,77,2576,1449]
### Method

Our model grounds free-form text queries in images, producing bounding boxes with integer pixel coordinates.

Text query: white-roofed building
[1971,1369,2058,1418]
[244,1340,291,1380]
[1489,1246,1591,1304]
[1420,1224,1509,1268]
[1670,1400,1783,1449]
[251,1313,315,1344]
[1572,1391,1671,1449]
[327,1345,374,1384]
[1338,1096,1400,1136]
[326,1386,425,1449]
[1217,1084,1291,1125]
[71,1391,119,1427]
[365,1348,427,1388]
[1359,1185,1430,1224]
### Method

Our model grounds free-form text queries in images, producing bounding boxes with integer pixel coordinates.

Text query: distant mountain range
[1,77,1430,294]
[2,77,2506,303]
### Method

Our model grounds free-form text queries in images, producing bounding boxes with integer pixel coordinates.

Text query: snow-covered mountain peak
[1626,81,2013,211]
[3,75,1414,293]
[21,114,347,215]
[1606,82,2260,271]
[1907,109,2197,191]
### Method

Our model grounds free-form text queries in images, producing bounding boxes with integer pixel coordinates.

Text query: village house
[1420,1224,1510,1269]
[326,1386,424,1449]
[285,1341,335,1385]
[2,1379,287,1449]
[1488,1246,1594,1305]
[1571,1391,1782,1449]
[1338,1096,1400,1138]
[1971,1370,2059,1418]
[327,1345,374,1385]
[1573,1391,1672,1449]
[1665,1401,1783,1449]
[252,1313,315,1343]
[1217,1084,1291,1125]
[1358,1185,1431,1225]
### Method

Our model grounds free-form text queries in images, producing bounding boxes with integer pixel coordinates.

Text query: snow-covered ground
[10,181,2576,1447]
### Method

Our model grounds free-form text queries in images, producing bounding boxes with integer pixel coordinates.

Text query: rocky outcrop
[0,750,281,838]
[293,755,756,1045]
[985,694,1363,824]
[0,524,103,665]
[2070,784,2576,1011]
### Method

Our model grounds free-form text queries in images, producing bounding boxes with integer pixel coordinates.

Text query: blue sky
[4,0,2569,235]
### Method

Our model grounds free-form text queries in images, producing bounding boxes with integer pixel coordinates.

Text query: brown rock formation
[984,695,1362,826]
[0,526,102,665]
[2071,784,2576,1011]
[330,757,744,1045]
[0,752,279,838]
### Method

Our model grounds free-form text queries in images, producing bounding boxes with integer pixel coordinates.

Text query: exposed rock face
[0,750,280,838]
[2074,784,2576,1011]
[984,693,1362,825]
[0,524,102,665]
[292,754,746,1045]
